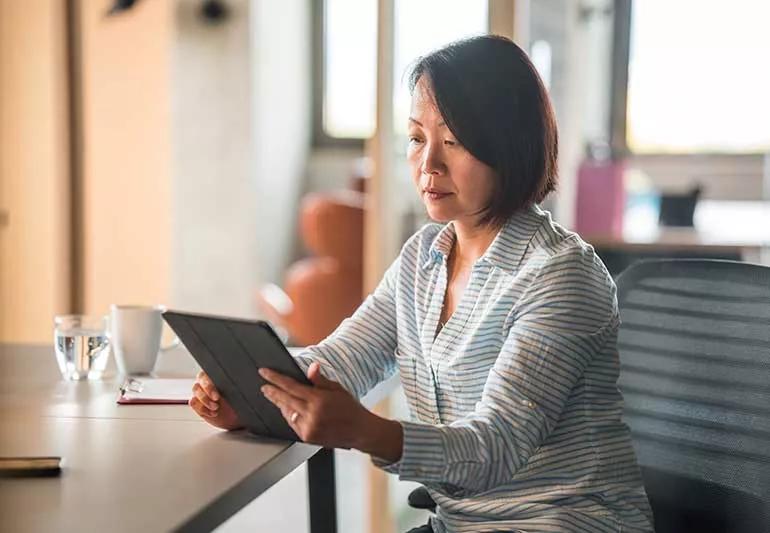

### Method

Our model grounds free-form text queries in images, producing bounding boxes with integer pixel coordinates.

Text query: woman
[190,35,653,533]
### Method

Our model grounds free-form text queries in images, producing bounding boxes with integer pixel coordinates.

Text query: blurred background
[1,0,768,531]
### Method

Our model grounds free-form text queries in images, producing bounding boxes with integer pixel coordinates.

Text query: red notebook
[116,378,194,405]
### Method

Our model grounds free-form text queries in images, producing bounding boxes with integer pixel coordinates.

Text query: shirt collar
[422,204,545,273]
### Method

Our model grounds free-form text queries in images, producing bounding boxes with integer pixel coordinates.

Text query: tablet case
[162,310,312,442]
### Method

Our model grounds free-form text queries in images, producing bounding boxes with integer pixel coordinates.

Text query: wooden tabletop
[0,344,395,532]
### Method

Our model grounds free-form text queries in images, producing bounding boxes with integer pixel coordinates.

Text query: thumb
[307,361,336,389]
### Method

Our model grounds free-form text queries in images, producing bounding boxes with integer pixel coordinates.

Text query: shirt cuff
[369,420,447,481]
[292,351,343,383]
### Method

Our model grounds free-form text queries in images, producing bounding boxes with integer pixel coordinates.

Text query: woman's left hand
[259,362,374,450]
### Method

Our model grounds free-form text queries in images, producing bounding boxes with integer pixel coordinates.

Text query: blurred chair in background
[257,190,365,346]
[616,259,770,533]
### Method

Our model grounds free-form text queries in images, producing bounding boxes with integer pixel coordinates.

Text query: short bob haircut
[408,35,558,228]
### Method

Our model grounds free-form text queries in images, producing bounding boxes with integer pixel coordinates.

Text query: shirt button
[521,399,536,409]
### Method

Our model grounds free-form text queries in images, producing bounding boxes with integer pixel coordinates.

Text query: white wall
[250,0,312,285]
[632,154,766,200]
[170,0,312,316]
[170,0,257,317]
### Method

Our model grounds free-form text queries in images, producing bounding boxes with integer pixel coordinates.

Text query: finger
[276,402,297,426]
[192,382,212,402]
[194,385,219,411]
[190,396,218,418]
[259,368,313,398]
[199,374,220,401]
[307,362,337,389]
[261,385,306,415]
[193,383,219,411]
[189,396,206,415]
[274,401,304,437]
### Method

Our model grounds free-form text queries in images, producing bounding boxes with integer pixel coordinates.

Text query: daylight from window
[323,0,487,140]
[627,0,770,153]
[323,0,378,139]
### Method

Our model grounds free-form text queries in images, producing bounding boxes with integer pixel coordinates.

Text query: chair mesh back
[616,259,770,532]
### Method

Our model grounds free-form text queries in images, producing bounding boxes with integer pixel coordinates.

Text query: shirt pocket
[395,347,441,424]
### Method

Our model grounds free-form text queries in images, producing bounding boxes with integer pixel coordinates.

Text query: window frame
[609,0,631,158]
[311,0,367,148]
[313,0,501,148]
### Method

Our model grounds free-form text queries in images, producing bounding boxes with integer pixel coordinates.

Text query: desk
[0,344,396,533]
[585,200,770,274]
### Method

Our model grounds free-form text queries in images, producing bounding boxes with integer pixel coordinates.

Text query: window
[624,0,770,154]
[320,0,378,140]
[316,0,488,145]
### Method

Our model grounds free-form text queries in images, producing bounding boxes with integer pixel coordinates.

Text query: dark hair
[408,35,558,228]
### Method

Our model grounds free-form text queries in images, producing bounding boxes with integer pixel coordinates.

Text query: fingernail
[210,402,219,410]
[258,368,268,378]
[211,392,219,401]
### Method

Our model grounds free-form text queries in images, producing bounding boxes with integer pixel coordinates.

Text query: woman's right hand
[190,371,243,431]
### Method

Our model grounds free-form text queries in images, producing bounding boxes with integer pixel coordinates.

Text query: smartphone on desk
[0,456,62,478]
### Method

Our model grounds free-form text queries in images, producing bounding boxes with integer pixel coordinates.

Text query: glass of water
[54,315,111,380]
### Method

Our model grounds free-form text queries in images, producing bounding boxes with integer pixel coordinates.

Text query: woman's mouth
[424,189,452,201]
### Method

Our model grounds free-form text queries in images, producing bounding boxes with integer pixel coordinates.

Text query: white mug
[110,305,179,376]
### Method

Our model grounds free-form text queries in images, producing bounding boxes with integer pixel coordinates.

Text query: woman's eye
[443,139,456,146]
[408,136,423,144]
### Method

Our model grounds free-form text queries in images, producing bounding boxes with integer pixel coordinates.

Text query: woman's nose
[421,144,445,175]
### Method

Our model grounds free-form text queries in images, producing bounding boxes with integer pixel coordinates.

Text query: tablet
[162,310,311,442]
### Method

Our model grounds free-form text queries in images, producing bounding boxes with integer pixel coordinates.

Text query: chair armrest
[256,284,294,343]
[257,283,294,317]
[408,486,436,512]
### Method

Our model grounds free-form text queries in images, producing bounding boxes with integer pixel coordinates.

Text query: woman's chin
[424,206,454,223]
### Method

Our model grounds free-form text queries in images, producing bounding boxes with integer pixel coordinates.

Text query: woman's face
[407,78,497,227]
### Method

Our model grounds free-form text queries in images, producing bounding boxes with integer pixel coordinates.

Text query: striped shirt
[295,205,653,532]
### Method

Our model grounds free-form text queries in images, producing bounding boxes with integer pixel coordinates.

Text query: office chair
[256,190,365,346]
[616,259,770,533]
[408,259,770,530]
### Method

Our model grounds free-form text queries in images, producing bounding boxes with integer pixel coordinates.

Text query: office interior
[1,0,768,531]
